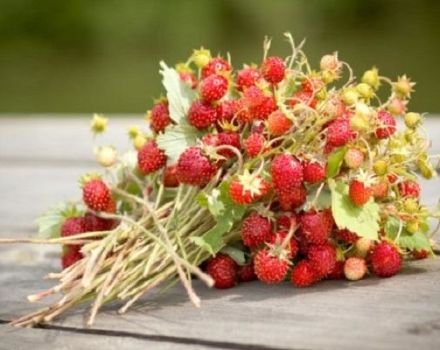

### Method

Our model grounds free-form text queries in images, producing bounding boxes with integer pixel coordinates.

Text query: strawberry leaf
[156,123,201,163]
[159,61,197,124]
[326,146,347,178]
[220,245,246,265]
[191,182,246,255]
[35,202,83,239]
[399,232,432,252]
[329,179,379,240]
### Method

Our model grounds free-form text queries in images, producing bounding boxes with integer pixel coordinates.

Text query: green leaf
[159,61,197,124]
[384,216,402,240]
[328,179,379,240]
[399,232,432,252]
[191,182,246,254]
[205,189,225,217]
[306,187,332,210]
[156,123,201,163]
[326,146,347,178]
[35,202,83,239]
[220,245,246,265]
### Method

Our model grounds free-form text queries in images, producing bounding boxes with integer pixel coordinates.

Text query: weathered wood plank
[1,260,440,350]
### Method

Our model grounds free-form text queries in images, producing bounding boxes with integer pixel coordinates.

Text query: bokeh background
[0,0,439,114]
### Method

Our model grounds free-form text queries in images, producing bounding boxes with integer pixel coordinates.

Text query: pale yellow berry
[404,112,421,129]
[95,146,117,167]
[356,83,374,99]
[342,88,359,105]
[361,67,380,90]
[91,114,108,135]
[191,47,211,68]
[133,134,147,150]
[355,238,372,258]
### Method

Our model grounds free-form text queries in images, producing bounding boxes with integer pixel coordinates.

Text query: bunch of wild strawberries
[60,37,436,292]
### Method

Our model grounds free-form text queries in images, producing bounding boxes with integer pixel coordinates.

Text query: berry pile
[8,35,439,327]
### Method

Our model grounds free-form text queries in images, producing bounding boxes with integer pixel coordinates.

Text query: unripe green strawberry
[356,83,374,100]
[354,238,372,258]
[393,75,414,98]
[341,88,359,105]
[373,159,388,176]
[361,67,380,90]
[403,198,419,213]
[350,114,369,132]
[404,112,421,129]
[406,220,419,234]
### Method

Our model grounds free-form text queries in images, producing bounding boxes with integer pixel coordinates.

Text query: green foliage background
[0,0,439,113]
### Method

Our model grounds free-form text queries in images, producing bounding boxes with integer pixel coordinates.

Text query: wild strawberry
[188,100,217,129]
[236,66,261,91]
[229,171,270,205]
[344,257,367,281]
[206,254,238,289]
[62,245,83,269]
[288,91,318,109]
[267,110,292,136]
[179,71,198,89]
[201,74,228,102]
[327,118,352,147]
[176,147,217,186]
[375,110,396,139]
[271,154,304,196]
[237,263,257,282]
[301,77,324,94]
[344,148,364,169]
[372,181,389,199]
[370,241,401,278]
[387,173,398,184]
[254,247,289,284]
[241,213,271,248]
[150,101,171,133]
[250,96,277,119]
[84,213,116,232]
[335,229,358,244]
[303,161,326,183]
[299,209,334,244]
[276,212,299,230]
[307,243,337,278]
[277,184,306,210]
[243,86,265,108]
[163,165,179,187]
[201,57,231,79]
[327,261,345,279]
[216,99,239,123]
[349,180,371,206]
[266,230,299,259]
[412,249,429,260]
[399,180,421,198]
[82,178,113,212]
[137,140,167,175]
[291,259,319,287]
[261,56,285,84]
[355,238,373,258]
[244,133,265,157]
[202,132,241,159]
[61,217,88,238]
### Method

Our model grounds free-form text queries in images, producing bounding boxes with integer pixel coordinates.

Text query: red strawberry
[370,241,401,277]
[84,213,116,232]
[276,212,299,230]
[201,74,228,102]
[250,96,277,120]
[216,99,239,123]
[229,172,270,205]
[243,86,265,108]
[372,181,389,200]
[399,180,421,198]
[202,132,241,159]
[266,230,299,259]
[307,243,337,278]
[237,263,257,282]
[327,261,345,279]
[254,248,289,284]
[179,71,198,89]
[387,173,398,184]
[301,77,324,93]
[188,100,217,129]
[277,184,306,211]
[291,259,319,287]
[271,154,304,195]
[288,91,318,109]
[201,57,231,79]
[236,66,261,91]
[82,179,113,212]
[261,56,285,84]
[163,165,179,187]
[412,249,429,259]
[303,161,326,183]
[62,245,83,269]
[267,110,292,136]
[335,229,359,244]
[176,147,217,186]
[375,110,396,139]
[206,254,238,289]
[241,213,271,248]
[299,209,334,244]
[61,217,87,238]
[349,180,372,206]
[137,140,167,175]
[150,101,171,133]
[327,118,352,147]
[244,133,265,157]
[344,257,367,281]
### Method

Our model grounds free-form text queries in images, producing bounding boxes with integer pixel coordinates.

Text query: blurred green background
[0,0,439,114]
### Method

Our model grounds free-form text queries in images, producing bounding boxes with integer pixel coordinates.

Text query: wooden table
[1,115,440,350]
